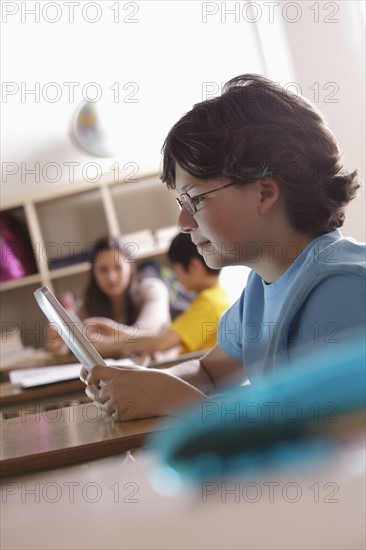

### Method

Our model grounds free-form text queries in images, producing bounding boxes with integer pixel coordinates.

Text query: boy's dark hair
[161,74,360,236]
[168,232,220,275]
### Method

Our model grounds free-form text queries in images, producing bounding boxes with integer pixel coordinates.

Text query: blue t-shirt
[218,230,366,380]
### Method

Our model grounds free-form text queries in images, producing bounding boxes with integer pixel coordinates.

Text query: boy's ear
[258,177,281,215]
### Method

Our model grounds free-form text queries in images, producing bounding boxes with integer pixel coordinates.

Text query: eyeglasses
[176,181,238,216]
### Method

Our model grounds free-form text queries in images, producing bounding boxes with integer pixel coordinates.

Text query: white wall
[278,0,365,241]
[2,1,264,195]
[1,0,364,240]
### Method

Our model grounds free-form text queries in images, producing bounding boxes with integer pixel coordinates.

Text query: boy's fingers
[79,366,89,383]
[85,384,97,401]
[94,385,111,404]
[86,365,110,385]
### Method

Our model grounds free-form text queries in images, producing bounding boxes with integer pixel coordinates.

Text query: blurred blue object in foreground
[149,335,365,484]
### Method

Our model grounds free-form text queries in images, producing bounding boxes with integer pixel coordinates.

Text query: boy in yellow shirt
[88,233,231,357]
[168,232,230,354]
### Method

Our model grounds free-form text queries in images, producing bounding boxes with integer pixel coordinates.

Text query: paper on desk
[9,358,135,388]
[0,347,52,370]
[9,364,82,388]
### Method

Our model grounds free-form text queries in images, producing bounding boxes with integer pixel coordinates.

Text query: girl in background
[47,236,171,357]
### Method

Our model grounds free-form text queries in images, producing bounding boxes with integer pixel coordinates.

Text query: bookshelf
[1,169,178,347]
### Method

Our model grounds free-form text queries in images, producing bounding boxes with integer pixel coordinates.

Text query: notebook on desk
[9,359,134,388]
[9,363,81,388]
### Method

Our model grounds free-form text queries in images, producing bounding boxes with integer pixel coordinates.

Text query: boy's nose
[177,208,198,233]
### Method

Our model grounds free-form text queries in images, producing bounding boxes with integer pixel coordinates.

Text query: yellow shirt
[170,284,231,354]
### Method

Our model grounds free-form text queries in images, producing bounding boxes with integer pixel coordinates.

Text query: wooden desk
[0,379,89,423]
[0,351,205,420]
[0,403,180,476]
[0,353,201,475]
[0,379,85,405]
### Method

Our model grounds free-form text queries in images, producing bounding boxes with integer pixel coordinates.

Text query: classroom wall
[280,0,365,242]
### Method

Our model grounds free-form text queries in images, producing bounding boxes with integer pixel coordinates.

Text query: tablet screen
[34,286,107,371]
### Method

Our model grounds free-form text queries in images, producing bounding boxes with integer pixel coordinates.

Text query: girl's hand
[84,317,125,339]
[45,323,68,355]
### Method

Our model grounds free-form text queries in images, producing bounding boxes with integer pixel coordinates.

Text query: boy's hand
[80,364,205,421]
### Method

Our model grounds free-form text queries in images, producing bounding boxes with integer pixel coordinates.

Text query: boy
[88,232,231,357]
[82,74,365,421]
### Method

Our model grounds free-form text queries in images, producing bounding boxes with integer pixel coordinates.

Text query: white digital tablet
[34,286,107,372]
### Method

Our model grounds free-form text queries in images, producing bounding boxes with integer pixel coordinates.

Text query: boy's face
[172,262,194,291]
[174,164,262,269]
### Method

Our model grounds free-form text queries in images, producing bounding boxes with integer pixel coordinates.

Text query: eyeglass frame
[175,181,239,216]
